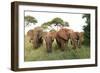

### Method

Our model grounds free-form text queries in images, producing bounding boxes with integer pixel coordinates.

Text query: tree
[63,21,69,27]
[24,15,37,26]
[41,21,51,29]
[41,17,69,31]
[50,17,65,30]
[82,14,90,45]
[51,17,64,26]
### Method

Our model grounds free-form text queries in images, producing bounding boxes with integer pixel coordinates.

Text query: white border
[18,5,96,68]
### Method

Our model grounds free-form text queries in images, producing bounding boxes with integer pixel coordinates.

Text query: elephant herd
[27,27,84,53]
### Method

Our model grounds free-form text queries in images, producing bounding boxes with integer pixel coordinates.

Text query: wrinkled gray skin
[33,27,43,49]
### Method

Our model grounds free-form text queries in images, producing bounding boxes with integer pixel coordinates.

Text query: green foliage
[51,17,64,26]
[25,36,90,61]
[25,15,37,26]
[82,14,90,45]
[41,17,69,31]
[63,21,69,27]
[41,22,51,29]
[82,14,90,24]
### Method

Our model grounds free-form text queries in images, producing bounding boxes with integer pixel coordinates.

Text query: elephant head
[33,27,43,48]
[27,29,34,43]
[44,31,56,53]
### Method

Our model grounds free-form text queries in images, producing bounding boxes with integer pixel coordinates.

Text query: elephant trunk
[33,35,39,48]
[45,36,52,53]
[47,42,52,53]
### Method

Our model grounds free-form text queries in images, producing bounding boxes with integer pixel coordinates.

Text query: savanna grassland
[24,36,90,61]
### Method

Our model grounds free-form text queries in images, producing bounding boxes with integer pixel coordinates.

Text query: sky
[24,11,87,34]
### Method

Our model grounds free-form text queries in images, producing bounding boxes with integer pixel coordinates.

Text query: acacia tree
[41,22,51,29]
[51,17,69,30]
[41,17,69,31]
[50,17,64,30]
[82,14,90,45]
[24,15,37,26]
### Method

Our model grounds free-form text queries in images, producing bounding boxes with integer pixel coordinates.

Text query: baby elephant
[44,31,56,53]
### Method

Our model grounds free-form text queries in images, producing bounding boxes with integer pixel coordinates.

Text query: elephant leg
[66,40,69,49]
[56,36,62,48]
[38,38,43,47]
[46,41,52,53]
[75,40,79,49]
[56,39,61,48]
[47,45,52,53]
[60,40,66,51]
[72,39,77,49]
[78,40,82,48]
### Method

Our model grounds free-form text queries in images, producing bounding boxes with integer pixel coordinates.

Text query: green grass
[24,36,90,61]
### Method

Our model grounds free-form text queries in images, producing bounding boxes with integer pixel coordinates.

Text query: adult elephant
[32,27,43,48]
[44,31,56,53]
[69,31,84,49]
[27,29,34,43]
[56,28,84,50]
[56,28,71,51]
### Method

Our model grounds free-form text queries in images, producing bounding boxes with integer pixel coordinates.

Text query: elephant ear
[57,29,70,40]
[42,31,47,39]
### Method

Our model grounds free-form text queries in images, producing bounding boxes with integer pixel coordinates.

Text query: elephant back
[57,28,70,40]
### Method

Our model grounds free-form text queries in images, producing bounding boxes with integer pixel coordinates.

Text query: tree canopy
[82,14,90,45]
[63,21,69,27]
[41,21,51,29]
[25,15,37,26]
[41,17,69,31]
[51,17,64,26]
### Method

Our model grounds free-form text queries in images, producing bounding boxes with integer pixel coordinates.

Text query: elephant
[56,28,71,51]
[69,31,84,49]
[32,27,43,49]
[69,31,79,49]
[27,29,34,43]
[79,32,84,47]
[77,32,84,48]
[44,31,56,53]
[55,28,84,51]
